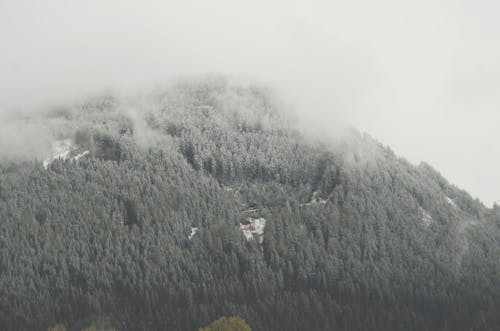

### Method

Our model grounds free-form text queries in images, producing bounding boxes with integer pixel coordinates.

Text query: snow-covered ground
[73,150,90,160]
[419,207,433,227]
[188,227,198,239]
[43,139,89,168]
[446,196,457,208]
[301,191,328,206]
[222,185,240,193]
[240,217,266,243]
[310,191,328,204]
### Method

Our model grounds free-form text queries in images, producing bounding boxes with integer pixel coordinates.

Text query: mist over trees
[0,77,499,330]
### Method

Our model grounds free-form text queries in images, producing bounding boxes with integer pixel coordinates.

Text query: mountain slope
[0,77,499,331]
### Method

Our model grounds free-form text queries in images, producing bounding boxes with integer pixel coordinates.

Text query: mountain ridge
[0,76,498,330]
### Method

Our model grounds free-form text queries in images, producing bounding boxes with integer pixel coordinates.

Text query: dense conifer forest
[0,77,499,330]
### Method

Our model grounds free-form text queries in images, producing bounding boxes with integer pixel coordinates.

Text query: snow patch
[446,196,457,208]
[222,185,240,193]
[73,150,90,160]
[188,227,198,240]
[419,207,433,227]
[43,139,89,168]
[43,139,72,168]
[240,218,266,243]
[302,191,328,206]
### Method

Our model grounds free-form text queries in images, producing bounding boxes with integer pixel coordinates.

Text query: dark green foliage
[93,133,123,161]
[0,77,499,330]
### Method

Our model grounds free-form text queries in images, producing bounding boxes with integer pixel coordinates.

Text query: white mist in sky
[0,0,499,205]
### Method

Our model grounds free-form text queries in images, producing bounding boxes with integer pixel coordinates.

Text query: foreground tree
[199,317,252,331]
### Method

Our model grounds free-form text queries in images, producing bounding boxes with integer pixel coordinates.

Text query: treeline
[0,77,499,330]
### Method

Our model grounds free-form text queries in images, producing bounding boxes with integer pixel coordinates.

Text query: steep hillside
[0,77,499,331]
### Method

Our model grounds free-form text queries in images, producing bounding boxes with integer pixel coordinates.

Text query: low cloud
[0,0,498,205]
[0,113,52,161]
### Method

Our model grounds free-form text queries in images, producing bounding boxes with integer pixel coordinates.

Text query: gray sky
[1,0,499,206]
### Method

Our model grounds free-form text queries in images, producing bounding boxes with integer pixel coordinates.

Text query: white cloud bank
[0,0,498,205]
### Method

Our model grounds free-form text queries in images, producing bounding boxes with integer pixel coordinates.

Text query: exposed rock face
[240,217,266,243]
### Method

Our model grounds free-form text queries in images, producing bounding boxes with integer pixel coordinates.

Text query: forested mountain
[0,76,499,331]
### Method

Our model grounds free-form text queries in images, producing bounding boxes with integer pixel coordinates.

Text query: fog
[1,0,499,206]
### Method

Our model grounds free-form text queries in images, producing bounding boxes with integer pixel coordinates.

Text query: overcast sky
[1,0,499,206]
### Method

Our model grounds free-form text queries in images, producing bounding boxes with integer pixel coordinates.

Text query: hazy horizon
[1,0,499,206]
